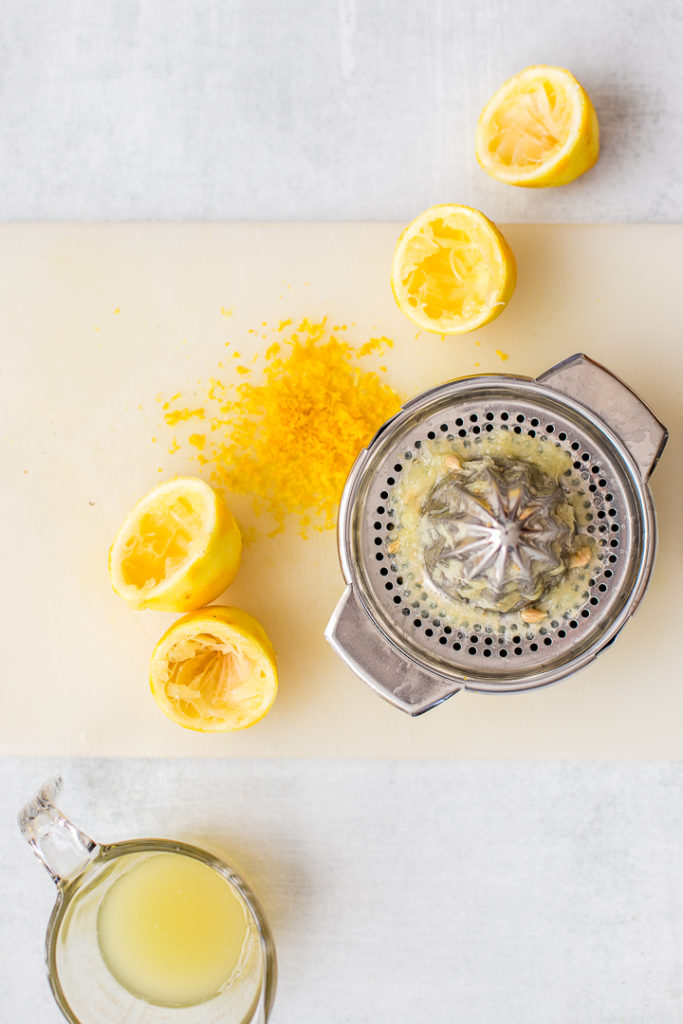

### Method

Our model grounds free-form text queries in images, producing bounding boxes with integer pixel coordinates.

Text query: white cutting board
[1,224,681,759]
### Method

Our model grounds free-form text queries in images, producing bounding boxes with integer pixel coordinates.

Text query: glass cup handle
[18,776,99,885]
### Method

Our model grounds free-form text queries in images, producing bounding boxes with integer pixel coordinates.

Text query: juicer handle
[536,353,668,480]
[18,777,98,885]
[325,586,462,716]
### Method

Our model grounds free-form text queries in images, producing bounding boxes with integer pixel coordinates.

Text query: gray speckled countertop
[2,1,683,1021]
[6,760,683,1024]
[2,0,682,222]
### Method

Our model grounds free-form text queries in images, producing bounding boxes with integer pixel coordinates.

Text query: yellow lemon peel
[108,477,242,612]
[149,606,277,732]
[476,65,599,187]
[391,204,516,334]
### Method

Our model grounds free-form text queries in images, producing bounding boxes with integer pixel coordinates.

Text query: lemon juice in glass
[19,778,276,1024]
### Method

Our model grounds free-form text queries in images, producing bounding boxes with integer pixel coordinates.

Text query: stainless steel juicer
[325,354,668,715]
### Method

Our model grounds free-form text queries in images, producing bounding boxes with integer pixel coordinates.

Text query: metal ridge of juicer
[325,353,668,716]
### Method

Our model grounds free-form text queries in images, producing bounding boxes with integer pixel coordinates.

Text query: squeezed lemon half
[109,477,242,612]
[476,65,599,187]
[149,606,278,732]
[391,204,516,334]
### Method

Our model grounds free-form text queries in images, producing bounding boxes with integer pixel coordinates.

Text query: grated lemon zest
[159,319,401,536]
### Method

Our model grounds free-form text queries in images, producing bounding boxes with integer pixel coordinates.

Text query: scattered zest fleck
[164,408,205,427]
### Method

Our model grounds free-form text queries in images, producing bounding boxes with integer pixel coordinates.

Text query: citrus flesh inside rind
[108,477,242,612]
[149,606,278,732]
[476,65,599,187]
[391,204,516,334]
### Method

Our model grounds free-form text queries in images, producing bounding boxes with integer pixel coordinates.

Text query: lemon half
[109,477,242,612]
[391,204,516,334]
[149,606,278,732]
[476,65,599,187]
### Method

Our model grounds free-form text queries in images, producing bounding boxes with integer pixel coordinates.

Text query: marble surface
[6,759,683,1024]
[2,1,683,1021]
[1,0,682,223]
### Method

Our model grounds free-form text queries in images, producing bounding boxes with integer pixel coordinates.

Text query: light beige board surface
[1,224,681,758]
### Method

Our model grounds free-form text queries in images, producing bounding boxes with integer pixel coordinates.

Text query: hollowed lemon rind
[391,204,517,334]
[476,65,599,188]
[149,606,278,732]
[109,477,242,613]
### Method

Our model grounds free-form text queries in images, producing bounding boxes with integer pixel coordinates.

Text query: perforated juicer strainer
[325,354,668,715]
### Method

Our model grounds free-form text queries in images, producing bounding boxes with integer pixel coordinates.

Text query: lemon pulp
[476,66,599,187]
[163,631,266,727]
[108,477,242,612]
[484,79,573,172]
[150,607,278,732]
[97,853,251,1008]
[402,218,501,323]
[119,494,203,591]
[391,205,516,334]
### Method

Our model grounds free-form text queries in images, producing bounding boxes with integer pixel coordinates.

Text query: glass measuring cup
[19,778,277,1024]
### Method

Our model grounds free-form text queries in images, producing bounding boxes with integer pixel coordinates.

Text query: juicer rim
[334,369,658,694]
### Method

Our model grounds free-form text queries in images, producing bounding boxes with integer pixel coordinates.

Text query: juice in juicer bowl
[18,777,277,1024]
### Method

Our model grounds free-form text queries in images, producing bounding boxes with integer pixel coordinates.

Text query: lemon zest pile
[160,319,401,535]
